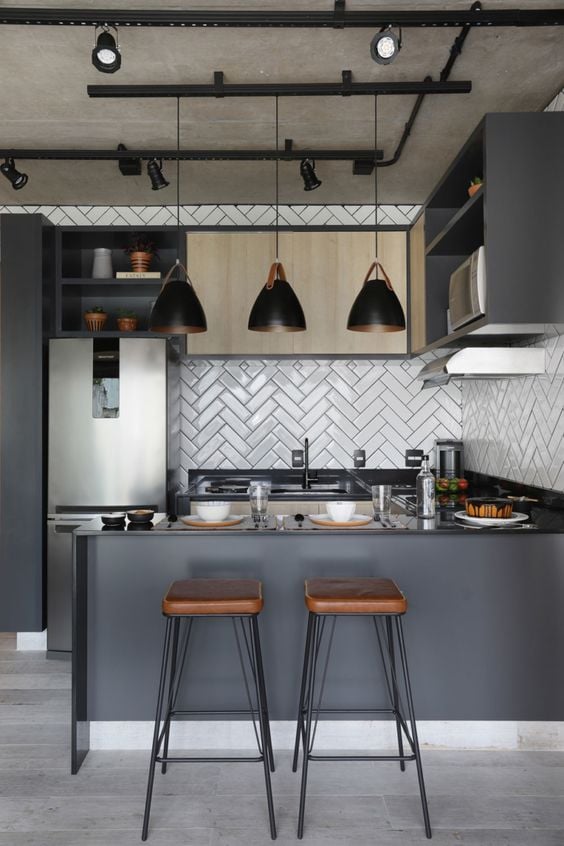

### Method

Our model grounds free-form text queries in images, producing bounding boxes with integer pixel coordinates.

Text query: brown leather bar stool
[142,578,276,841]
[293,577,431,840]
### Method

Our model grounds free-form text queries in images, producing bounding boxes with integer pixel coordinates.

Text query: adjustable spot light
[370,26,402,65]
[92,25,121,74]
[0,157,28,190]
[300,158,322,192]
[147,159,170,191]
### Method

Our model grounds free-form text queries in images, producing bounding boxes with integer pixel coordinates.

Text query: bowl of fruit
[435,477,469,508]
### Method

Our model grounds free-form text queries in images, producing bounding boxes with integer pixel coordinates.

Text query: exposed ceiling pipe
[378,2,480,169]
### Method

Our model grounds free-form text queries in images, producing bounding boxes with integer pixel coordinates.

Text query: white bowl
[194,501,231,522]
[326,501,356,522]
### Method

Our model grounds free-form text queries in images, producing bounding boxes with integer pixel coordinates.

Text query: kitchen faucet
[303,437,310,490]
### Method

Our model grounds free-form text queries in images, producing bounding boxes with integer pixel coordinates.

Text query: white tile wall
[178,357,462,484]
[463,326,564,491]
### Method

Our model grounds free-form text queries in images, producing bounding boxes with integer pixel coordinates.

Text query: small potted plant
[116,309,138,332]
[84,306,108,332]
[468,176,483,198]
[124,236,159,273]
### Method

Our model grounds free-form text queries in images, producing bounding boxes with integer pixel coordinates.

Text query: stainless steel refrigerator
[47,338,168,654]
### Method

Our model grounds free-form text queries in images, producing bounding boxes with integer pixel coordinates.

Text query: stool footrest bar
[156,755,264,764]
[308,753,417,762]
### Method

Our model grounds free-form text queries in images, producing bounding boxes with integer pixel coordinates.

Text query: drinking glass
[249,482,270,524]
[372,484,392,518]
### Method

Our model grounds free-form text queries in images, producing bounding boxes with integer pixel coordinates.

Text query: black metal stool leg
[161,617,180,774]
[250,615,277,840]
[292,612,314,773]
[142,617,173,841]
[297,614,320,840]
[386,616,406,773]
[395,616,432,839]
[251,619,276,775]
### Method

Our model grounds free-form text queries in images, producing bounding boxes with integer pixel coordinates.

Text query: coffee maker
[435,440,464,479]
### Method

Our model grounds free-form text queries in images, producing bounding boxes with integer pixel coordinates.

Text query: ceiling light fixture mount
[92,24,121,74]
[370,25,402,64]
[0,157,28,190]
[300,158,322,191]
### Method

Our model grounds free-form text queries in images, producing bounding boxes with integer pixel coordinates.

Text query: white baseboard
[90,720,564,751]
[16,630,47,651]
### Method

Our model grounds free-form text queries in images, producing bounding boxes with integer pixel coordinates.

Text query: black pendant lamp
[347,95,406,333]
[248,97,306,333]
[149,99,207,335]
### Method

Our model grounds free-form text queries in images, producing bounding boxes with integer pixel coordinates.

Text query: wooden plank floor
[1,631,564,844]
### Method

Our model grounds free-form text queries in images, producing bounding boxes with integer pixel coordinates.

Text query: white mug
[326,501,356,522]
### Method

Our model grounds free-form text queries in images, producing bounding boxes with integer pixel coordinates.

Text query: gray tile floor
[1,631,564,844]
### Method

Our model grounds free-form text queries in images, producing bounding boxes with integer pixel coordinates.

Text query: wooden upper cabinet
[409,214,426,353]
[186,230,407,355]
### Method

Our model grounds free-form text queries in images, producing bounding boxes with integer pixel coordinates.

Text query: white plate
[180,515,245,528]
[454,510,529,527]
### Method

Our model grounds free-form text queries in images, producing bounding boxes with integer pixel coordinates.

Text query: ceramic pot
[84,311,108,331]
[116,317,138,332]
[129,251,153,273]
[92,248,113,279]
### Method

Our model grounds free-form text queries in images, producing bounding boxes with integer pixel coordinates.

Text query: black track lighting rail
[87,76,472,99]
[0,147,384,163]
[1,6,563,27]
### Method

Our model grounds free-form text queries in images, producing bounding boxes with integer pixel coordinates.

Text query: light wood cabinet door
[186,230,407,355]
[409,214,426,353]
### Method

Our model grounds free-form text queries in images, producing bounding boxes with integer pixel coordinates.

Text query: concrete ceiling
[0,0,563,205]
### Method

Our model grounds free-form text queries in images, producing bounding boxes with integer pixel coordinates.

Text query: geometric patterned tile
[0,203,422,228]
[463,325,564,492]
[179,356,462,473]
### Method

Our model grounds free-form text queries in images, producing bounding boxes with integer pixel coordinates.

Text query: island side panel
[84,533,564,722]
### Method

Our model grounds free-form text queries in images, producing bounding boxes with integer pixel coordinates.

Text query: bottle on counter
[416,455,436,518]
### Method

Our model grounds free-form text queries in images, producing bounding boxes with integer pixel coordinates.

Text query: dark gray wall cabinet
[0,215,54,632]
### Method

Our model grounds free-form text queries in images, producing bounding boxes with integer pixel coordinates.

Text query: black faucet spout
[303,438,310,490]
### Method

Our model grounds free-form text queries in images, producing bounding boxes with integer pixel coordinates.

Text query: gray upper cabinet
[412,112,564,354]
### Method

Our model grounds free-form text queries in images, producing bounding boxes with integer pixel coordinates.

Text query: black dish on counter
[127,509,155,524]
[101,513,126,526]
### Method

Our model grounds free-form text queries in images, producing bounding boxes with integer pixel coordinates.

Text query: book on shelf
[115,271,162,279]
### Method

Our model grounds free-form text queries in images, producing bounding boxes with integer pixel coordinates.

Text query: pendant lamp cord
[275,95,279,264]
[374,93,378,263]
[176,95,181,269]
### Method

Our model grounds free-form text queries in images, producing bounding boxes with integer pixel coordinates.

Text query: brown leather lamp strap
[265,261,287,290]
[161,261,194,290]
[363,260,394,291]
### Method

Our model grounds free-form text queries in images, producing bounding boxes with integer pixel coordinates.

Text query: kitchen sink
[271,484,348,494]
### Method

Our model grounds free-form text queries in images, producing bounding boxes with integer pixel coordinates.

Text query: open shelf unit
[55,226,184,338]
[411,112,564,354]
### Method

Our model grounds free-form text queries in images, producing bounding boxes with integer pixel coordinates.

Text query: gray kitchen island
[71,513,564,772]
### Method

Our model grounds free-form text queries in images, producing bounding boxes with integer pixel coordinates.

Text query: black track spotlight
[147,159,170,191]
[300,158,322,192]
[0,157,28,190]
[92,25,121,74]
[370,25,402,65]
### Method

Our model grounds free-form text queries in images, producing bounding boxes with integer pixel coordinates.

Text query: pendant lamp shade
[149,261,207,334]
[347,261,406,332]
[248,262,306,333]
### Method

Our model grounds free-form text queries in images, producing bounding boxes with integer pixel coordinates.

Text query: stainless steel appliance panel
[48,338,167,511]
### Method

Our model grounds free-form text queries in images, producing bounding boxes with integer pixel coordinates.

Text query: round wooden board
[309,514,373,528]
[180,516,245,529]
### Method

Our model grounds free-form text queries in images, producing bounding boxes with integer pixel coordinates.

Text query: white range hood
[418,347,545,388]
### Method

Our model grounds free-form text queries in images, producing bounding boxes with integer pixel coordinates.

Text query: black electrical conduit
[378,1,480,168]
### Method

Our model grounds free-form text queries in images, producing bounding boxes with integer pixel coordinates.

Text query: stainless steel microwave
[448,246,486,331]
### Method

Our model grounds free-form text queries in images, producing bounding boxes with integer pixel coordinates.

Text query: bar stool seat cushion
[162,579,263,616]
[305,577,407,615]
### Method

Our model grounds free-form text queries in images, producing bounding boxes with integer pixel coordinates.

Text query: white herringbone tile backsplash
[178,358,462,484]
[463,326,564,491]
